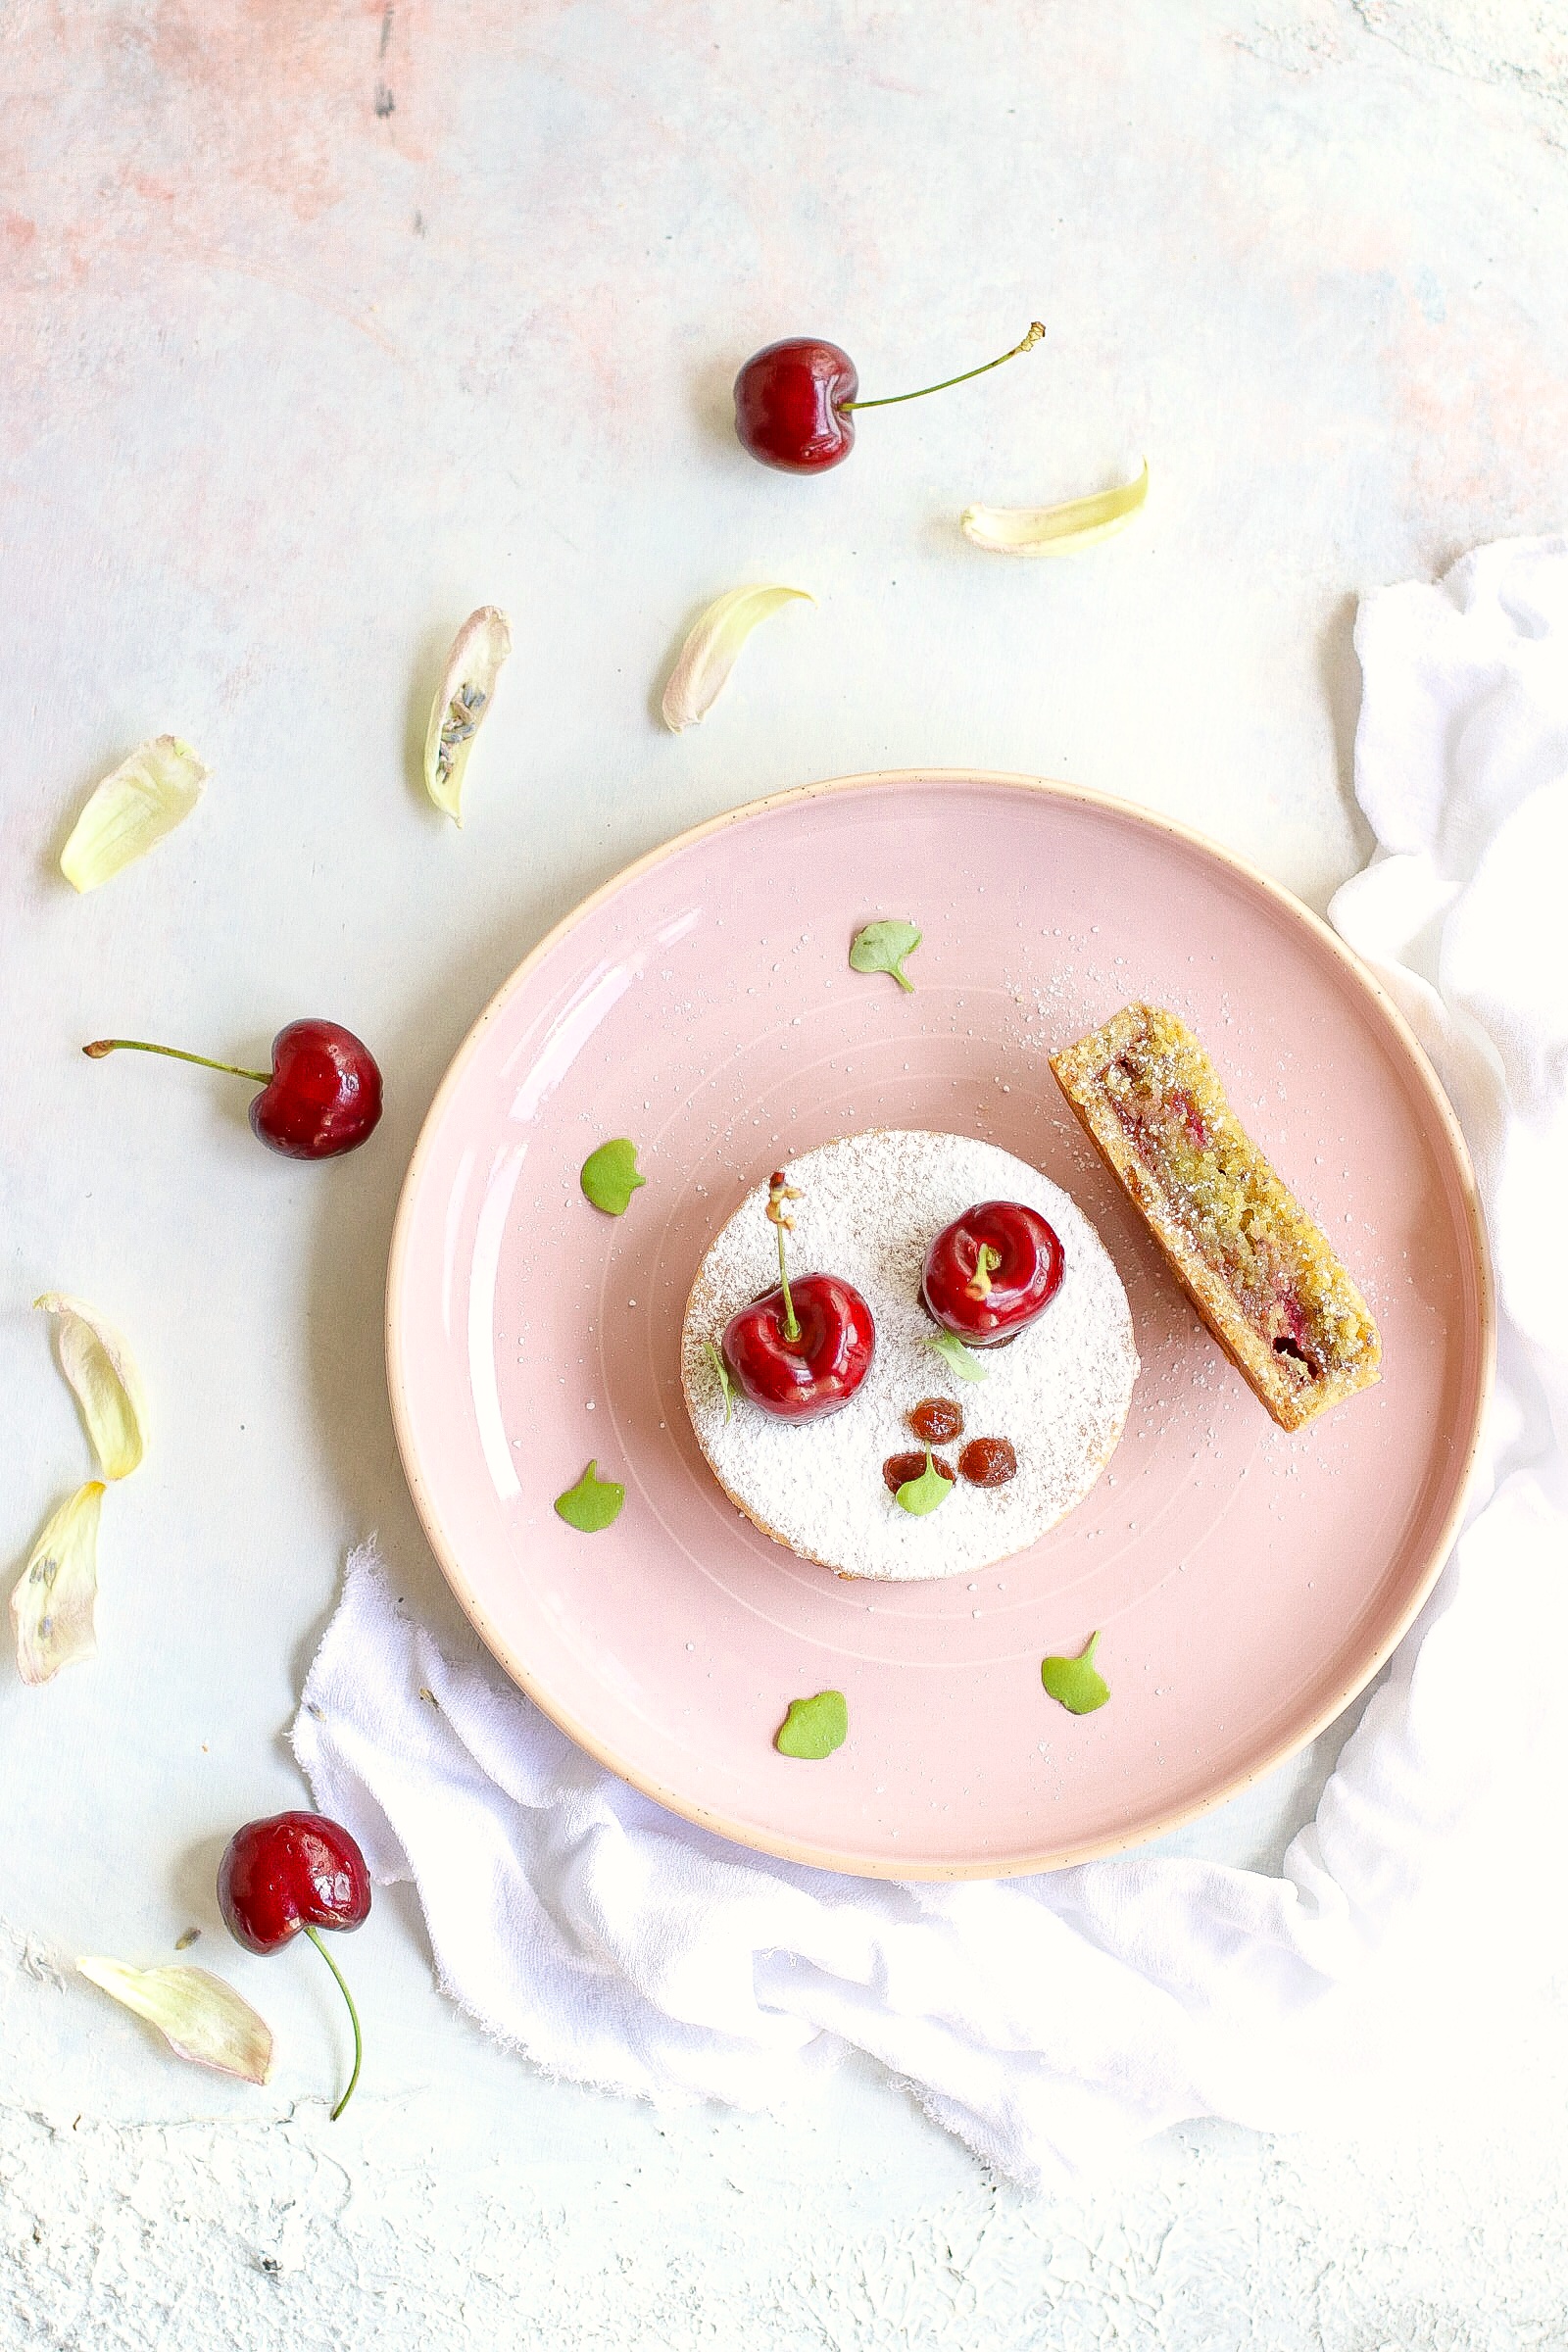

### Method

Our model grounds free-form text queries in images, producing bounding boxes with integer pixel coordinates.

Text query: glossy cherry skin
[922,1200,1065,1346]
[733,338,858,472]
[218,1811,371,1955]
[251,1020,382,1160]
[721,1272,875,1420]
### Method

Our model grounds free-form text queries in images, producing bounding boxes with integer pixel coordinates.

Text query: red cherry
[84,1019,383,1160]
[732,321,1046,473]
[722,1271,876,1421]
[218,1810,371,1952]
[922,1200,1064,1346]
[734,337,858,473]
[251,1020,382,1158]
[218,1810,371,2120]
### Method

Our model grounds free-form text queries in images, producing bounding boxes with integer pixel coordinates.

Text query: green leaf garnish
[924,1330,988,1382]
[580,1138,646,1216]
[849,919,921,994]
[553,1460,625,1533]
[774,1689,849,1759]
[705,1340,734,1423]
[1040,1632,1109,1715]
[895,1446,953,1517]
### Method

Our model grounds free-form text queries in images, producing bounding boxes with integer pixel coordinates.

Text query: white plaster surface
[3,0,1567,2342]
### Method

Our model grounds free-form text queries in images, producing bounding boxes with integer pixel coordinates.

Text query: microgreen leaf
[924,1330,988,1383]
[422,606,512,824]
[774,1690,849,1760]
[554,1460,625,1534]
[660,584,813,732]
[961,460,1149,557]
[35,1294,148,1480]
[60,736,208,893]
[579,1137,646,1216]
[896,1447,953,1517]
[77,1958,273,2083]
[11,1483,105,1686]
[705,1341,734,1423]
[849,919,921,993]
[1040,1632,1110,1715]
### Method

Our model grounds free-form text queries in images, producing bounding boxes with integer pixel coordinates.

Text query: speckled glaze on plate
[386,771,1492,1880]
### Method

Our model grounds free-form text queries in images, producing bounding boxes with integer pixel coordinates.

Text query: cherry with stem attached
[218,1811,371,2121]
[733,320,1046,474]
[84,1019,382,1160]
[720,1170,875,1422]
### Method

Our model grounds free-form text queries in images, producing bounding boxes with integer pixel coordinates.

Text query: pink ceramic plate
[387,772,1491,1879]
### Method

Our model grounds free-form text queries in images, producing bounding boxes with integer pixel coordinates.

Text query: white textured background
[4,1,1568,2343]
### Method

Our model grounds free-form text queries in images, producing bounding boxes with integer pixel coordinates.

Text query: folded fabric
[296,535,1568,2186]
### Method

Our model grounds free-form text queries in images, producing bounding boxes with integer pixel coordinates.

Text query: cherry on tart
[720,1171,875,1422]
[922,1200,1065,1346]
[733,321,1046,474]
[84,1019,382,1159]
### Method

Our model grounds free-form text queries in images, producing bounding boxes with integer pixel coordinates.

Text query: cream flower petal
[11,1483,105,1685]
[661,585,813,732]
[35,1294,148,1480]
[77,1958,273,2084]
[423,607,512,823]
[961,461,1150,556]
[60,736,208,892]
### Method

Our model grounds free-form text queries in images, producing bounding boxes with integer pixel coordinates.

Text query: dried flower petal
[34,1294,148,1480]
[661,585,813,732]
[423,607,512,823]
[77,1957,273,2084]
[11,1483,105,1685]
[60,736,208,892]
[961,461,1149,557]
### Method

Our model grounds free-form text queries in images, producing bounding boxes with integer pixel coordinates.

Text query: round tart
[679,1130,1139,1583]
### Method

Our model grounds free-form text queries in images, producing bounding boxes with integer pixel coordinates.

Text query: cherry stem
[839,319,1045,413]
[775,1215,799,1344]
[966,1243,1001,1302]
[303,1926,363,2121]
[82,1038,270,1086]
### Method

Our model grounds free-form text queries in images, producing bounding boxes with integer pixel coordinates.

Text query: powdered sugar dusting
[680,1131,1139,1582]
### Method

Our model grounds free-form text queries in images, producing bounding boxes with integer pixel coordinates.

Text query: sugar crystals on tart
[680,1131,1140,1584]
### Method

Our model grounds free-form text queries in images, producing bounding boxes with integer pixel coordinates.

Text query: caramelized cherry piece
[922,1200,1064,1346]
[907,1396,964,1446]
[882,1449,956,1495]
[958,1437,1018,1488]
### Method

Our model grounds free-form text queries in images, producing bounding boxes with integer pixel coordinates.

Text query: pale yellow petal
[960,461,1150,556]
[34,1294,148,1480]
[423,607,512,823]
[60,736,208,891]
[661,585,813,732]
[11,1484,104,1685]
[77,1958,273,2084]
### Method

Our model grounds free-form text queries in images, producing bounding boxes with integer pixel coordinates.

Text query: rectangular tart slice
[1051,1004,1380,1431]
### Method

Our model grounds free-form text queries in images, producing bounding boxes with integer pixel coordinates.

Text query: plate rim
[385,767,1495,1881]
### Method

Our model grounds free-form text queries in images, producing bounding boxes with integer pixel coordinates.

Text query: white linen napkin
[295,535,1568,2185]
